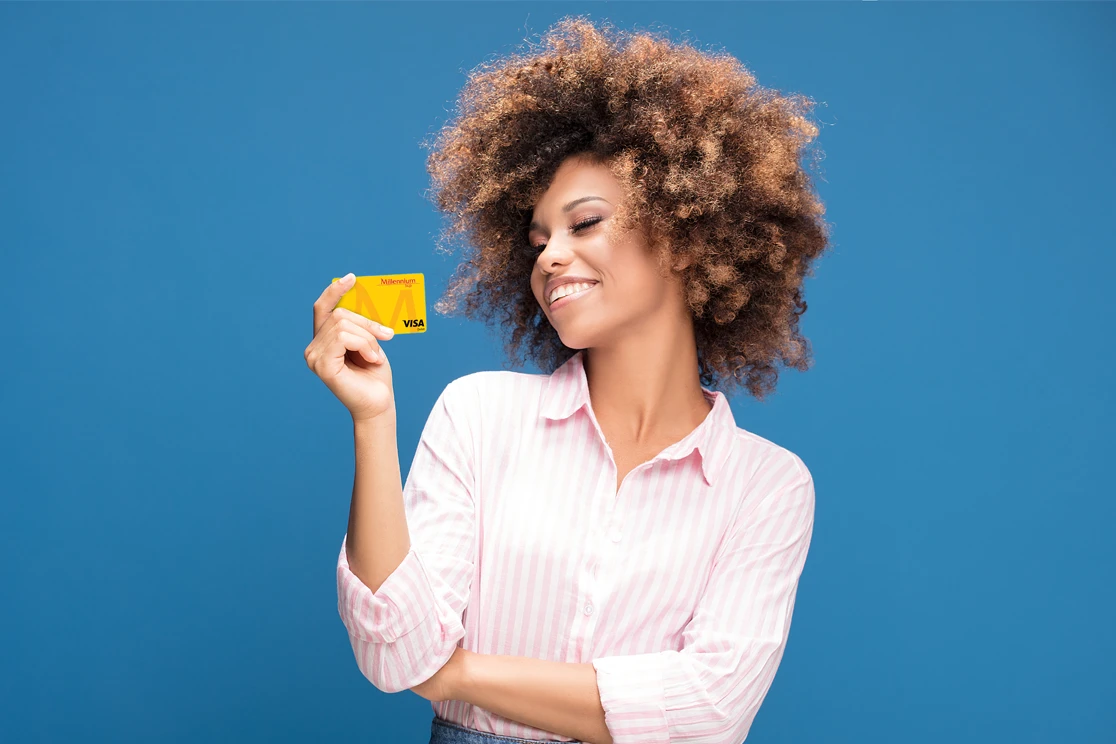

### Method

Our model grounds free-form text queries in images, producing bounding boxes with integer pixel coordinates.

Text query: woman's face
[528,155,685,350]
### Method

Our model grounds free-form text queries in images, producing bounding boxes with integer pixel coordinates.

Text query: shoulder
[440,368,548,414]
[733,427,811,479]
[724,425,814,508]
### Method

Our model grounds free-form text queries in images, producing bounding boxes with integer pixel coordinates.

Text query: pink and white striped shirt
[337,349,815,743]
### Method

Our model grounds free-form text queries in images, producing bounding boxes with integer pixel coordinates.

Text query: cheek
[626,275,675,311]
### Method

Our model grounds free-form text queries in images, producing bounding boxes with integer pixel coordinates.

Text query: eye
[529,215,603,252]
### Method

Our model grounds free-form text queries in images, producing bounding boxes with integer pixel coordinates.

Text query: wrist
[352,408,396,430]
[450,647,474,700]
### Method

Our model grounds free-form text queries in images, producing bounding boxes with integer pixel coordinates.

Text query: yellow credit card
[330,273,427,334]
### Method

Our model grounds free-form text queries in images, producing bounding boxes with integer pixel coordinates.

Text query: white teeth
[549,282,596,305]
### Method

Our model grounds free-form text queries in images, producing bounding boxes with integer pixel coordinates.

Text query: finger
[337,329,382,364]
[313,274,356,337]
[331,307,395,339]
[334,315,388,362]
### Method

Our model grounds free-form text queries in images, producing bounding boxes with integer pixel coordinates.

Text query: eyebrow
[528,196,611,233]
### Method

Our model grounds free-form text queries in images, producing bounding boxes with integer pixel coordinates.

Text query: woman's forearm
[456,651,613,744]
[346,407,409,594]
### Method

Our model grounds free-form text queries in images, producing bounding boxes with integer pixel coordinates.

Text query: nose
[538,234,575,270]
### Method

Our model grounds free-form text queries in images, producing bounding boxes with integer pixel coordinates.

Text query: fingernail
[342,273,354,283]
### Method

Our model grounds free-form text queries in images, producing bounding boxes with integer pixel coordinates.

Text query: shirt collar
[540,350,737,487]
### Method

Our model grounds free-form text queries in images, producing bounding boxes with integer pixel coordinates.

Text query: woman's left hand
[410,646,471,703]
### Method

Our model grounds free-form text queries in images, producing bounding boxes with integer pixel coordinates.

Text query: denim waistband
[429,715,582,744]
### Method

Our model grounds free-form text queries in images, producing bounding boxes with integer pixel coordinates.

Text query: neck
[582,337,711,447]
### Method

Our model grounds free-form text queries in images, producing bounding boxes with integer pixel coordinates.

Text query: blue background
[3,2,1113,743]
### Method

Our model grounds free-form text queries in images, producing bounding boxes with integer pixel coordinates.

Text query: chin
[551,324,583,346]
[553,322,599,350]
[545,301,608,348]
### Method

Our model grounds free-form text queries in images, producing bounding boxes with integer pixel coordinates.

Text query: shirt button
[584,603,594,616]
[609,527,622,542]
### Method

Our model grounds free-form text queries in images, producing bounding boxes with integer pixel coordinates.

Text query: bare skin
[528,153,713,494]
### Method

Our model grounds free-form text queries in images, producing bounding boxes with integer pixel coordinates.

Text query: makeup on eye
[529,215,603,251]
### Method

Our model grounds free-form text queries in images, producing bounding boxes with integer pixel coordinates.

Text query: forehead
[532,158,618,213]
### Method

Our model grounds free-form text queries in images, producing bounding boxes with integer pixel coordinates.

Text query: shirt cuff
[337,536,436,644]
[592,652,670,744]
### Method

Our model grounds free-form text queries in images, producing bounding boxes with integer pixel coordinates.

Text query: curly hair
[420,15,832,401]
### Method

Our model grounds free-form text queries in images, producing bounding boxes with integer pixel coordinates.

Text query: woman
[305,16,831,744]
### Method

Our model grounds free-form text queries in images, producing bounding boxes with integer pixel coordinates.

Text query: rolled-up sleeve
[336,377,477,693]
[592,454,816,743]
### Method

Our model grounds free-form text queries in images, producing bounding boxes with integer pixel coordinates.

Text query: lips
[545,276,600,305]
[549,283,596,311]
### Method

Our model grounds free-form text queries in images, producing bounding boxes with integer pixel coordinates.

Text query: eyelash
[530,215,603,251]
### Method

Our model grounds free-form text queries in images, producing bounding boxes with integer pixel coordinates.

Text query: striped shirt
[337,349,815,743]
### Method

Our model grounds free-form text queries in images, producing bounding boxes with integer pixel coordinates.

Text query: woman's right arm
[336,379,478,694]
[306,275,476,693]
[346,409,408,596]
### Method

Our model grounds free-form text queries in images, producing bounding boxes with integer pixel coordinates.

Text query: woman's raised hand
[304,274,397,422]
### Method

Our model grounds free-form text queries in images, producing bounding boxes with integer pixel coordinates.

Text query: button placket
[581,467,618,628]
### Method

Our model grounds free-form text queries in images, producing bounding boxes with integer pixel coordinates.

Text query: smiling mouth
[548,283,597,310]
